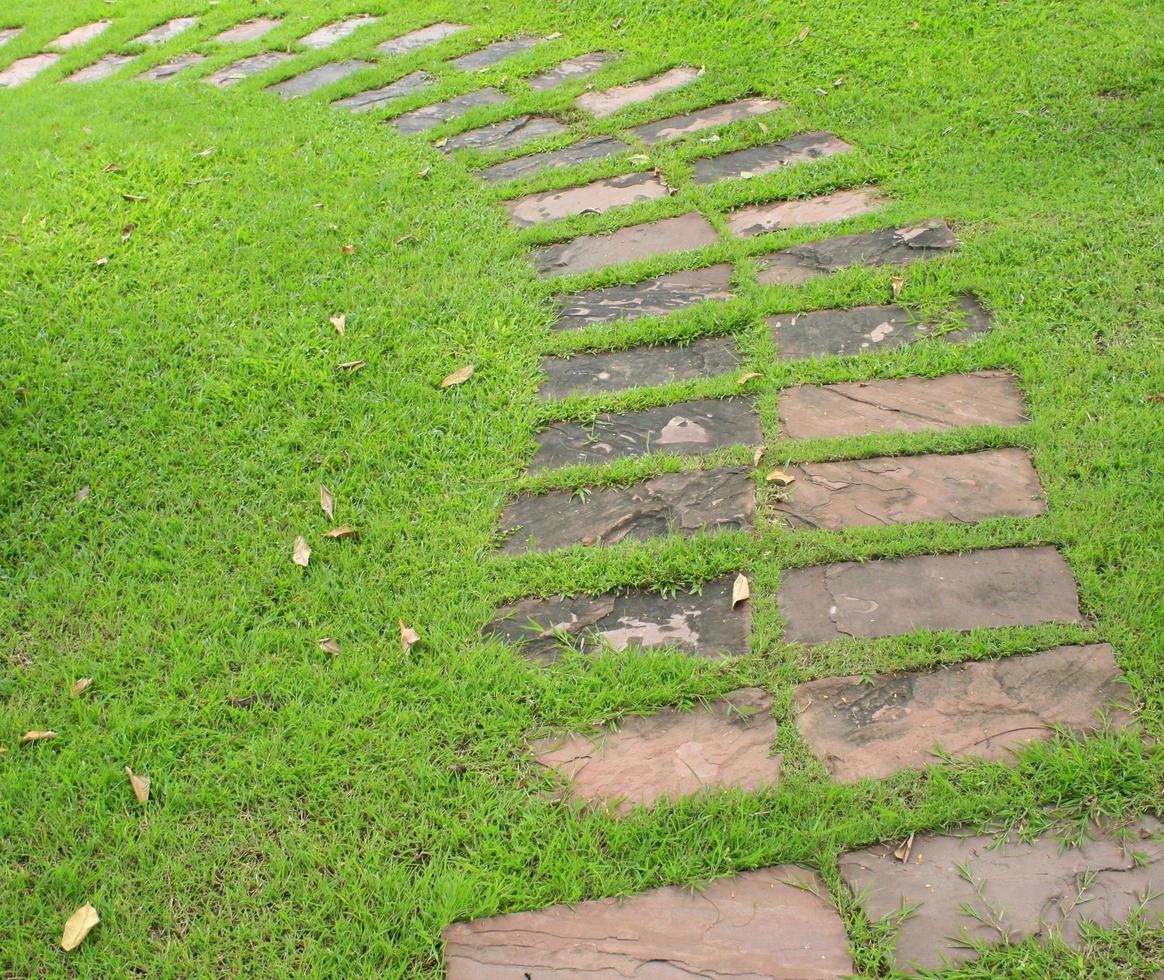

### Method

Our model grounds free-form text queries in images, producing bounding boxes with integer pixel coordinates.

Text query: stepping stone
[444,866,854,978]
[487,574,749,663]
[778,370,1027,440]
[0,28,23,49]
[532,688,780,811]
[505,171,671,227]
[298,15,378,49]
[0,53,60,88]
[213,18,282,44]
[442,114,567,154]
[778,546,1085,645]
[533,212,719,278]
[377,22,467,56]
[577,65,701,117]
[628,96,786,145]
[538,335,741,400]
[64,53,137,84]
[392,88,507,135]
[692,131,854,185]
[757,220,959,286]
[728,187,884,238]
[839,817,1164,975]
[130,17,199,45]
[203,52,295,88]
[530,398,760,471]
[477,134,631,184]
[770,293,992,361]
[555,262,735,329]
[498,467,753,554]
[527,51,615,91]
[447,36,542,72]
[332,71,431,112]
[138,53,207,82]
[268,60,371,99]
[795,643,1132,782]
[48,20,112,50]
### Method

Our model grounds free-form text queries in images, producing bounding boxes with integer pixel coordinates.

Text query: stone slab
[488,574,749,663]
[506,171,671,228]
[757,220,959,286]
[298,15,378,50]
[138,53,207,82]
[729,187,884,238]
[477,135,631,184]
[839,817,1164,974]
[444,866,854,978]
[49,20,112,50]
[203,51,295,88]
[332,71,431,112]
[377,22,467,56]
[778,546,1085,645]
[538,336,741,400]
[448,36,542,72]
[693,131,854,185]
[268,59,371,99]
[443,114,567,154]
[499,467,754,554]
[533,688,779,811]
[577,66,701,117]
[64,53,137,84]
[213,18,282,44]
[795,643,1132,782]
[130,16,199,45]
[527,51,615,91]
[392,88,507,135]
[0,29,23,49]
[778,370,1027,440]
[555,262,735,330]
[533,212,719,278]
[628,96,787,145]
[0,53,60,87]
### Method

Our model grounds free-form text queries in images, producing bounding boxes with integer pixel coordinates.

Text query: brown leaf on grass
[894,831,915,862]
[196,146,215,157]
[731,573,750,609]
[833,76,845,87]
[399,620,420,653]
[15,387,29,403]
[320,484,335,520]
[121,193,148,202]
[336,360,365,372]
[753,445,766,466]
[324,526,359,540]
[292,536,311,567]
[340,243,355,255]
[910,20,920,30]
[417,166,431,178]
[76,484,90,502]
[439,365,474,388]
[394,234,417,246]
[60,903,99,952]
[329,314,346,336]
[766,469,795,486]
[737,371,762,384]
[317,637,340,655]
[21,730,58,744]
[546,31,563,40]
[125,766,150,803]
[890,275,904,300]
[121,223,135,241]
[788,25,810,45]
[69,678,93,698]
[95,257,108,267]
[611,17,625,29]
[101,163,121,173]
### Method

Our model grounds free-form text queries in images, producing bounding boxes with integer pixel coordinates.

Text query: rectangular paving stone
[795,643,1132,782]
[213,18,282,44]
[444,866,854,978]
[778,546,1086,645]
[331,71,431,112]
[538,335,741,400]
[0,53,60,88]
[391,88,507,135]
[839,817,1164,974]
[138,53,207,82]
[130,17,199,45]
[487,574,749,663]
[505,171,671,227]
[498,466,754,554]
[533,212,720,278]
[0,29,23,49]
[64,53,137,84]
[442,114,567,154]
[48,20,112,50]
[477,134,631,184]
[757,219,959,285]
[778,370,1028,440]
[297,15,378,49]
[555,262,735,330]
[377,22,467,56]
[527,51,615,91]
[268,59,372,99]
[692,130,854,185]
[628,96,786,145]
[728,187,884,238]
[447,36,542,72]
[577,65,701,117]
[203,51,295,88]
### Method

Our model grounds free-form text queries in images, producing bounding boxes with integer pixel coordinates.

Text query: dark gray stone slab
[538,336,741,400]
[130,16,199,45]
[778,546,1086,645]
[628,97,786,145]
[203,51,295,88]
[527,51,615,91]
[213,18,281,44]
[378,23,467,56]
[64,53,137,84]
[0,28,23,49]
[268,59,371,99]
[533,212,720,278]
[392,88,508,134]
[0,53,60,88]
[447,36,542,72]
[298,15,378,50]
[693,131,853,185]
[477,135,631,184]
[728,187,884,238]
[49,20,112,50]
[757,220,959,286]
[331,71,432,112]
[499,467,754,553]
[138,53,207,81]
[506,171,671,227]
[442,114,567,153]
[555,263,735,329]
[577,66,701,117]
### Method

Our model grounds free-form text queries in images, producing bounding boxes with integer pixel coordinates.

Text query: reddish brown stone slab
[377,23,467,56]
[203,51,295,88]
[48,19,112,50]
[576,66,701,117]
[478,135,631,184]
[839,817,1164,974]
[138,53,207,82]
[728,187,884,238]
[778,371,1028,440]
[506,171,671,227]
[64,53,137,84]
[693,131,853,185]
[0,29,23,49]
[795,644,1131,781]
[392,88,507,135]
[778,546,1085,645]
[268,59,372,99]
[447,36,543,72]
[130,17,199,45]
[213,18,282,44]
[0,53,58,88]
[499,467,754,554]
[555,262,735,329]
[297,15,378,50]
[331,71,431,112]
[444,866,854,978]
[533,212,720,278]
[538,336,741,400]
[527,51,615,91]
[442,114,567,154]
[628,96,787,145]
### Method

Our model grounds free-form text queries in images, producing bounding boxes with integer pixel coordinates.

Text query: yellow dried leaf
[731,573,750,609]
[196,146,215,157]
[418,166,431,178]
[766,469,795,486]
[833,76,845,87]
[329,314,345,336]
[399,619,420,653]
[121,223,135,241]
[440,365,474,388]
[753,445,766,466]
[891,275,904,300]
[94,257,108,267]
[60,903,99,951]
[910,20,920,30]
[336,360,365,372]
[340,243,355,255]
[317,637,340,655]
[320,484,335,521]
[325,526,359,540]
[894,831,915,862]
[292,536,311,567]
[121,193,148,202]
[101,163,120,173]
[69,678,93,698]
[612,17,625,29]
[737,372,762,385]
[21,730,58,744]
[125,766,150,803]
[788,25,810,45]
[394,234,417,246]
[76,484,90,502]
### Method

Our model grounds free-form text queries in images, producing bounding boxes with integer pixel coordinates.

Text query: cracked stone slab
[0,53,59,88]
[443,865,854,978]
[498,467,754,554]
[378,22,466,56]
[442,114,567,154]
[555,262,735,329]
[0,29,23,49]
[757,219,959,286]
[840,817,1164,975]
[576,66,702,117]
[138,53,207,82]
[538,335,741,400]
[332,71,432,112]
[778,370,1027,440]
[268,60,372,99]
[48,20,112,50]
[779,546,1086,645]
[505,171,671,227]
[628,96,787,145]
[392,88,508,135]
[477,135,631,184]
[527,51,615,91]
[64,54,138,84]
[213,18,282,44]
[203,52,295,88]
[693,131,854,185]
[533,212,719,278]
[488,574,749,663]
[297,15,379,49]
[728,187,884,238]
[447,36,543,72]
[795,643,1133,782]
[130,17,199,45]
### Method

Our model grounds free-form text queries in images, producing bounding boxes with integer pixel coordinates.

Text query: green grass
[1,0,1162,975]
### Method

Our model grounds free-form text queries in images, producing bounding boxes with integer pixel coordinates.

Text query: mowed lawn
[1,0,1162,975]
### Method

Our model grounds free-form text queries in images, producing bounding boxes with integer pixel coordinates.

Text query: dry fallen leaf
[325,526,359,540]
[121,223,135,241]
[336,360,365,373]
[196,146,215,157]
[766,469,795,486]
[94,257,108,267]
[753,445,766,466]
[394,234,417,246]
[320,484,335,521]
[76,484,90,502]
[125,766,150,803]
[69,678,93,698]
[910,20,920,30]
[731,573,751,609]
[121,193,148,202]
[737,371,762,384]
[833,76,845,87]
[329,314,345,336]
[417,166,431,178]
[611,17,624,29]
[101,163,120,173]
[788,25,811,44]
[292,536,311,567]
[891,275,904,300]
[894,831,915,862]
[21,730,58,744]
[317,637,341,655]
[60,903,99,952]
[439,364,474,388]
[399,619,420,653]
[546,31,563,40]
[340,243,355,255]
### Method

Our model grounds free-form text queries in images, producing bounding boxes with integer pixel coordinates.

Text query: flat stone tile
[506,171,671,228]
[692,131,854,185]
[533,212,720,278]
[332,71,431,112]
[778,546,1086,645]
[488,574,749,663]
[0,53,60,88]
[555,262,735,329]
[392,88,507,135]
[138,53,207,82]
[447,36,542,72]
[64,53,138,84]
[477,135,631,184]
[268,59,371,99]
[839,818,1164,974]
[770,293,992,361]
[778,370,1028,440]
[377,22,467,56]
[297,15,378,50]
[442,114,567,154]
[444,866,854,978]
[532,688,779,811]
[757,220,959,286]
[538,335,741,400]
[0,29,23,49]
[213,18,282,44]
[628,96,787,145]
[130,17,199,45]
[526,51,615,91]
[728,187,884,238]
[48,20,112,50]
[203,51,295,88]
[796,643,1132,782]
[577,66,701,117]
[499,466,754,554]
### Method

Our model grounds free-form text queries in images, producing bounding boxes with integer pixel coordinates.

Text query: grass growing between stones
[1,0,1162,974]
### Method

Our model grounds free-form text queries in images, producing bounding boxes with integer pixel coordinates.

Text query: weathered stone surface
[527,51,615,91]
[778,546,1085,645]
[770,293,992,361]
[213,18,282,44]
[0,28,23,49]
[693,131,853,185]
[533,688,779,811]
[268,60,372,99]
[506,171,671,227]
[0,53,60,87]
[478,135,632,184]
[628,96,786,145]
[778,370,1027,440]
[377,22,467,56]
[839,817,1164,974]
[577,66,702,117]
[555,263,735,329]
[49,20,111,50]
[499,467,753,554]
[138,53,207,82]
[796,644,1132,782]
[757,220,959,286]
[444,866,854,978]
[332,71,431,112]
[442,114,566,154]
[203,51,295,88]
[64,54,137,84]
[538,336,741,400]
[488,574,749,662]
[771,448,1046,530]
[130,16,199,45]
[728,187,883,238]
[297,15,378,49]
[447,36,542,72]
[392,88,507,134]
[533,212,719,278]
